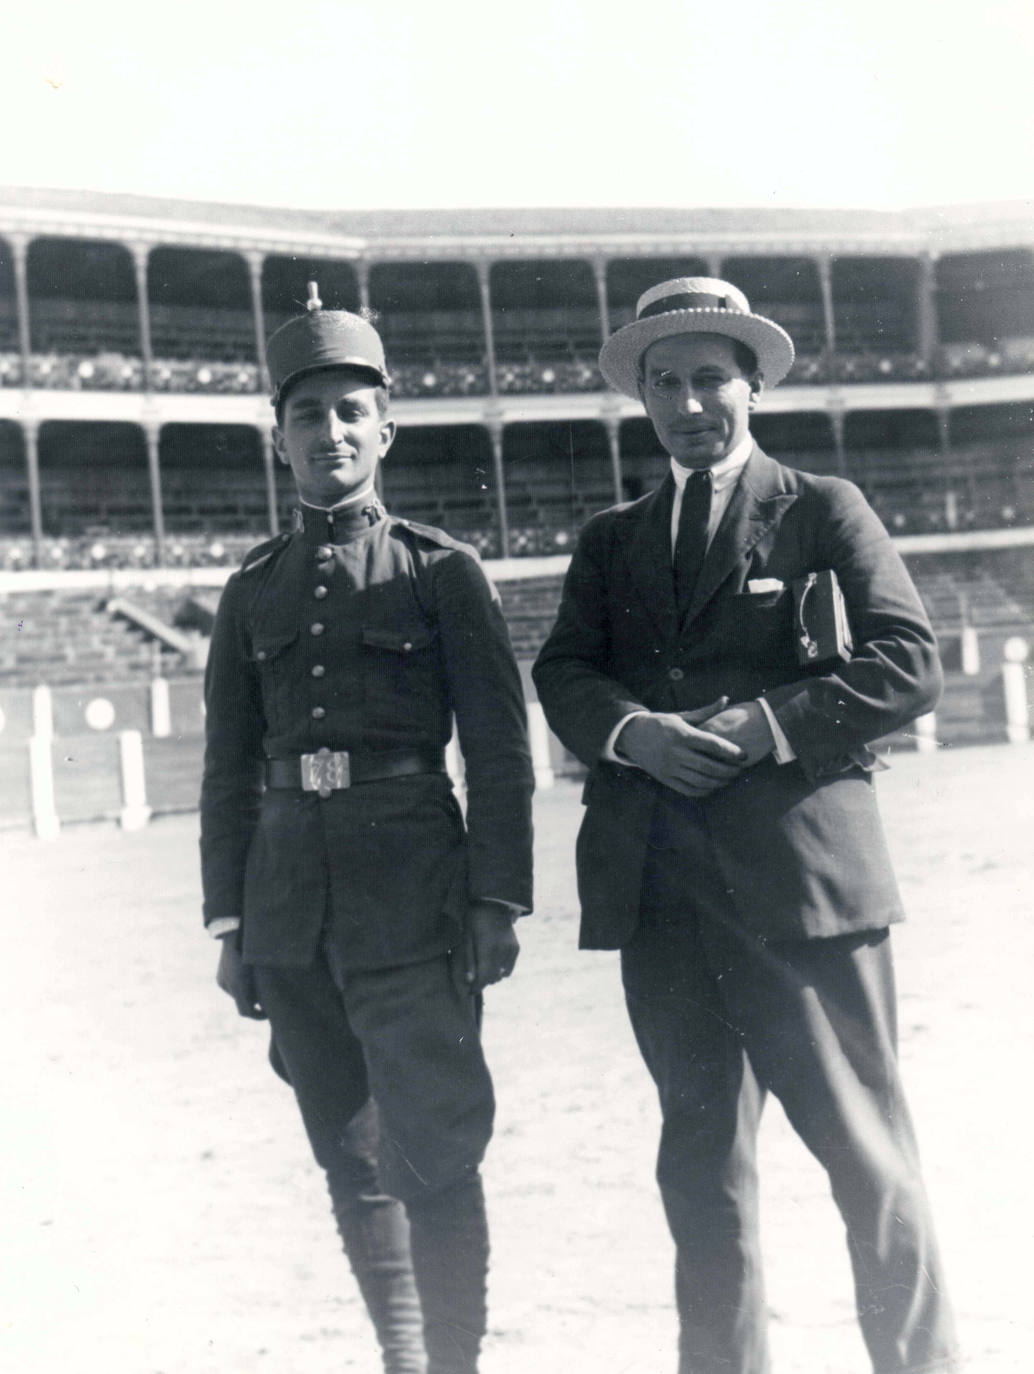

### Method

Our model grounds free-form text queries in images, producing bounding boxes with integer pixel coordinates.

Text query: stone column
[142,418,165,562]
[23,419,44,562]
[10,234,32,381]
[917,252,940,373]
[475,261,499,396]
[259,426,280,536]
[129,242,154,390]
[829,406,847,477]
[935,403,966,527]
[246,250,271,393]
[817,254,837,357]
[593,256,610,344]
[356,260,371,314]
[603,412,623,504]
[486,417,509,557]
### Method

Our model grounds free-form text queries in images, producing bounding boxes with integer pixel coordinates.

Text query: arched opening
[843,409,942,533]
[148,247,258,393]
[831,257,922,381]
[0,239,18,385]
[26,238,141,390]
[503,420,611,553]
[0,421,28,536]
[490,260,603,393]
[381,424,498,553]
[37,421,151,539]
[936,249,1034,376]
[370,261,487,397]
[950,402,1034,528]
[160,424,268,535]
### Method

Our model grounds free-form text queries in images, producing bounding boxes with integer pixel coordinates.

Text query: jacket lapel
[617,475,679,642]
[683,445,797,626]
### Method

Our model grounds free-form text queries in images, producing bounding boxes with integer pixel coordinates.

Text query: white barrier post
[527,701,555,789]
[960,624,981,676]
[150,676,172,738]
[118,729,152,830]
[445,734,465,791]
[914,712,938,754]
[1002,638,1030,745]
[29,685,60,839]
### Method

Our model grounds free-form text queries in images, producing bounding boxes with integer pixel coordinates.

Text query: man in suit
[533,278,958,1373]
[201,287,534,1374]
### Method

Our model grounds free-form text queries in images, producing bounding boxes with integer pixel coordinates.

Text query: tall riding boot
[406,1176,489,1374]
[331,1190,426,1374]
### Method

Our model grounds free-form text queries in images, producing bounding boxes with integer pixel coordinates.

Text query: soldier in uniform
[200,288,535,1374]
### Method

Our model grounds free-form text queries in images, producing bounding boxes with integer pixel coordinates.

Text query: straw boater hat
[599,277,795,399]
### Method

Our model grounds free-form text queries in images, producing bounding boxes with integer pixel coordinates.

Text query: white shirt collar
[300,480,378,514]
[670,433,754,493]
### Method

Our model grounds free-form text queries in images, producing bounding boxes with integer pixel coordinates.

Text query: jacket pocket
[248,630,299,732]
[361,624,438,731]
[714,590,795,667]
[361,626,435,654]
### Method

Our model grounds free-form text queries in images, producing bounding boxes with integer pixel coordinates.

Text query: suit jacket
[200,502,534,969]
[532,446,942,950]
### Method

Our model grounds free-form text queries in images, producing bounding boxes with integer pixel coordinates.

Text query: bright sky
[5,0,1034,213]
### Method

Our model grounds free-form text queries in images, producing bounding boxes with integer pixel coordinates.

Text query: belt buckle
[301,747,351,799]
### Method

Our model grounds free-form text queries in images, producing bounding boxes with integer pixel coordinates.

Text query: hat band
[638,292,744,320]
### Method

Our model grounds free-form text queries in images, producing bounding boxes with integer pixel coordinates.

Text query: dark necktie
[673,469,713,615]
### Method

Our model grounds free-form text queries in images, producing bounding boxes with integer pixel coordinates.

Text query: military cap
[266,282,390,408]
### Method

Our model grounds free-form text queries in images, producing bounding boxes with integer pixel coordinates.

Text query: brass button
[316,545,333,561]
[310,622,325,636]
[311,664,325,678]
[255,649,267,662]
[311,706,326,720]
[314,584,328,599]
[668,667,685,681]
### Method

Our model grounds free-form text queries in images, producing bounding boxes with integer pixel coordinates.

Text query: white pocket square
[747,578,784,593]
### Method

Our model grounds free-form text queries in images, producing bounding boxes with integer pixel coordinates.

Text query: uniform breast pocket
[248,630,299,732]
[717,590,795,666]
[361,624,438,728]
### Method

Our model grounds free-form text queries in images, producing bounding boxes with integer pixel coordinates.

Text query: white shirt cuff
[757,697,796,764]
[602,711,650,764]
[479,899,528,920]
[207,917,241,938]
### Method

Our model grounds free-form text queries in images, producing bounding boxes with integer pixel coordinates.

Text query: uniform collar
[296,492,387,543]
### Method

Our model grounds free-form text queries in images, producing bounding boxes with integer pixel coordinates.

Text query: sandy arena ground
[3,742,1033,1374]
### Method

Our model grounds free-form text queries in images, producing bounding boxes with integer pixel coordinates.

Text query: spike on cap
[306,280,322,312]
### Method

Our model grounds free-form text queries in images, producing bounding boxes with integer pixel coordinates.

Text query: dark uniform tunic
[199,498,535,1200]
[201,499,534,965]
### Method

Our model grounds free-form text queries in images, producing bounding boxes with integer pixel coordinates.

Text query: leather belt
[266,747,446,798]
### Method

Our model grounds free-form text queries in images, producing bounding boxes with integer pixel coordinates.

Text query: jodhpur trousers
[252,942,494,1204]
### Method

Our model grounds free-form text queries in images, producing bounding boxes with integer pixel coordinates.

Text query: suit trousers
[621,792,958,1374]
[252,941,495,1205]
